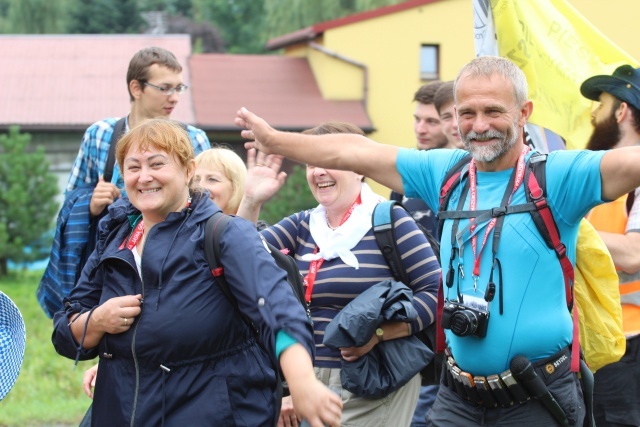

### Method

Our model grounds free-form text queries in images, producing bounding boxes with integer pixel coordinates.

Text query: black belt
[442,347,571,409]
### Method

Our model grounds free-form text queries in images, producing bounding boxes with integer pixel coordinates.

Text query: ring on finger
[124,317,128,326]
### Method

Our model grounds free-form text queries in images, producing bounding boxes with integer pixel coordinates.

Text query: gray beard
[463,128,517,163]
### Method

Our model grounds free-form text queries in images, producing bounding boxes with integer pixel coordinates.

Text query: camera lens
[450,310,479,337]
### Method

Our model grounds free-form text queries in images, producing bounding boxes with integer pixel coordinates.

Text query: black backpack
[203,212,309,426]
[372,200,443,385]
[203,212,308,321]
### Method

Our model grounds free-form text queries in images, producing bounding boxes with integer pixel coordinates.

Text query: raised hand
[244,148,287,205]
[235,107,277,154]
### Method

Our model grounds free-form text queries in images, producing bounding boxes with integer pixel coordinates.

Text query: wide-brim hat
[580,64,640,110]
[0,291,26,401]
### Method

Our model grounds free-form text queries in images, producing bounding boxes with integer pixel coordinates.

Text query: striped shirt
[66,117,210,194]
[261,204,441,368]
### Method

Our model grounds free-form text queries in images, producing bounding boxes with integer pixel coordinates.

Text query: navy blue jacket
[52,193,314,426]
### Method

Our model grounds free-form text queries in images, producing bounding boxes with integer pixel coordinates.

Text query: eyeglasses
[143,82,189,96]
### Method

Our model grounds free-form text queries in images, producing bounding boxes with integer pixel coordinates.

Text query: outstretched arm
[600,146,640,200]
[235,108,404,193]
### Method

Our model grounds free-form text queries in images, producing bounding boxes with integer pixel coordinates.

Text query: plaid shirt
[66,117,211,194]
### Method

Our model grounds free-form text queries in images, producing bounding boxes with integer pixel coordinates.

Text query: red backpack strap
[525,154,579,372]
[438,154,472,238]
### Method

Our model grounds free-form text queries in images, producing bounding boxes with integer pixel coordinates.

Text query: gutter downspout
[309,42,369,110]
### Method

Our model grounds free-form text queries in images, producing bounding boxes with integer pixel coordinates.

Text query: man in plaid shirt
[67,46,210,216]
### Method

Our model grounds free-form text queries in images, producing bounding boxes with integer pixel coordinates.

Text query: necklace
[326,212,338,231]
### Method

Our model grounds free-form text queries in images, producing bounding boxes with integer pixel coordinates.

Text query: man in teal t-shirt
[235,56,640,426]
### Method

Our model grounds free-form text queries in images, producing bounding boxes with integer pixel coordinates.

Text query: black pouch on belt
[474,376,497,408]
[487,374,513,407]
[451,366,468,399]
[459,371,480,404]
[500,369,530,404]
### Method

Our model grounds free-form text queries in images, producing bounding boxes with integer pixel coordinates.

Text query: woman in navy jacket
[52,118,342,427]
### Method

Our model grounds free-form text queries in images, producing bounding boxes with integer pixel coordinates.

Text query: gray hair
[454,56,528,105]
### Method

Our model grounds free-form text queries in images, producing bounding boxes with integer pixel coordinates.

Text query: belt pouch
[459,371,480,404]
[474,376,497,408]
[500,370,530,403]
[487,374,513,407]
[451,366,468,399]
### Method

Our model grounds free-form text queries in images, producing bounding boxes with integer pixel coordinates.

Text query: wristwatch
[375,327,384,343]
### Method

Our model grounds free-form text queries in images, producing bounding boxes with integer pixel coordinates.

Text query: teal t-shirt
[397,147,606,375]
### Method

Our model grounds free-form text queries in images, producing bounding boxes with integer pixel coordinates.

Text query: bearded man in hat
[581,64,640,427]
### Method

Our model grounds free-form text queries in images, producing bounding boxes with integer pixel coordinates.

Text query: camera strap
[446,151,524,315]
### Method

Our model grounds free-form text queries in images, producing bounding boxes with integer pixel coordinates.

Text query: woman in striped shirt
[239,122,441,427]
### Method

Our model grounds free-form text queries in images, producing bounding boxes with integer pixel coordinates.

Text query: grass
[0,270,94,427]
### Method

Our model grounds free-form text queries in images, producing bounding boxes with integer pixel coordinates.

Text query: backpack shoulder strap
[438,154,473,237]
[524,153,581,372]
[204,212,254,329]
[524,153,574,308]
[373,200,411,285]
[104,117,127,183]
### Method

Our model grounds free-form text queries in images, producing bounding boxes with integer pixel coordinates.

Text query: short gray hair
[454,56,528,105]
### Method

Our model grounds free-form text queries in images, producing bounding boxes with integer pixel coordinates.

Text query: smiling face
[306,165,362,214]
[123,144,194,225]
[455,73,531,169]
[194,165,234,213]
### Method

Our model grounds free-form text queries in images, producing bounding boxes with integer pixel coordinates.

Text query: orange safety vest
[587,194,640,337]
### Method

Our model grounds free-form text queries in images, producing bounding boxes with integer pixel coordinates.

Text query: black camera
[440,301,489,338]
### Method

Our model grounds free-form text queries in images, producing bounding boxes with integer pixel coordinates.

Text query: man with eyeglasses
[68,46,210,217]
[38,46,210,315]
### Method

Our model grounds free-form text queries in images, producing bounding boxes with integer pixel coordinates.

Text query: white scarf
[301,183,385,269]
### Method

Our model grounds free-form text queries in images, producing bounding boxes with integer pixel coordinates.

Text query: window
[420,45,439,80]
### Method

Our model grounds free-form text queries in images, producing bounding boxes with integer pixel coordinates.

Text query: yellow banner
[490,0,637,149]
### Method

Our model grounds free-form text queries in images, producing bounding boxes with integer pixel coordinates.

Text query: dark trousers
[593,335,640,427]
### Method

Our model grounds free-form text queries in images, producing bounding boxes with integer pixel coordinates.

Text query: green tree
[263,0,405,40]
[68,0,144,34]
[0,126,58,276]
[260,163,317,225]
[192,0,266,53]
[0,0,72,33]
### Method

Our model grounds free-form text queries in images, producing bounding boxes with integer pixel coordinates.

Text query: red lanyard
[303,195,362,304]
[119,219,145,251]
[468,146,529,278]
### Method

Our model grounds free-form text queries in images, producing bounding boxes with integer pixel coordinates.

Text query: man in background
[581,64,640,427]
[390,81,447,238]
[434,81,464,149]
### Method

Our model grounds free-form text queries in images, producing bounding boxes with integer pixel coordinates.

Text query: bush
[0,126,59,276]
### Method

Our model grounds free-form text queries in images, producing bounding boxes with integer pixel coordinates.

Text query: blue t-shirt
[397,147,606,375]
